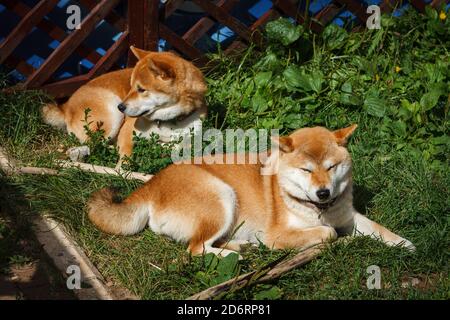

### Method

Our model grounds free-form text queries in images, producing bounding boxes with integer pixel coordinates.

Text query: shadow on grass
[0,174,75,300]
[353,184,375,215]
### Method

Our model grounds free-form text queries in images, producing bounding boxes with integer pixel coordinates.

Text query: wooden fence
[0,0,446,98]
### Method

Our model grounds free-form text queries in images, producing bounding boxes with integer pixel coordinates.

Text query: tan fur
[42,47,207,162]
[87,125,415,256]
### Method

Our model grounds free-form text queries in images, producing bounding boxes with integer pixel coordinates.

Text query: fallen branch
[57,160,152,182]
[0,147,152,182]
[188,244,325,300]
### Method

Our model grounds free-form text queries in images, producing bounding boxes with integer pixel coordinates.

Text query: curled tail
[41,102,66,130]
[87,188,149,235]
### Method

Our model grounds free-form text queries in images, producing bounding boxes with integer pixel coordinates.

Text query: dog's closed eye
[327,162,340,171]
[137,85,146,93]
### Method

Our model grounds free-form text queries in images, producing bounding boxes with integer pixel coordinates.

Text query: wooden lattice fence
[0,0,447,98]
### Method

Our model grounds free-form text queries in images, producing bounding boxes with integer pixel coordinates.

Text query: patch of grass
[0,6,448,299]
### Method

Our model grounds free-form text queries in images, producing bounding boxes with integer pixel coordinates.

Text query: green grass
[0,7,448,299]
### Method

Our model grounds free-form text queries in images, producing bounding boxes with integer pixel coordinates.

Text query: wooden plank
[431,0,446,8]
[3,55,36,77]
[78,0,126,31]
[88,31,129,78]
[314,3,344,27]
[409,0,426,12]
[182,0,237,44]
[25,0,121,88]
[379,0,400,13]
[0,0,59,64]
[163,0,185,18]
[159,23,208,66]
[2,0,104,66]
[274,0,323,33]
[127,0,159,66]
[39,75,91,98]
[334,0,369,23]
[250,9,280,31]
[223,39,247,55]
[191,0,263,46]
[146,0,160,52]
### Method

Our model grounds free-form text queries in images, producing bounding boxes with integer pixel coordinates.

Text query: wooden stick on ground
[188,244,325,300]
[0,147,153,182]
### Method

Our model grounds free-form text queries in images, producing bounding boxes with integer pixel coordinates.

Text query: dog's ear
[271,136,294,153]
[333,124,358,146]
[148,57,176,81]
[130,46,149,60]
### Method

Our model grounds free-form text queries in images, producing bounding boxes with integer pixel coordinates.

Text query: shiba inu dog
[42,47,207,163]
[87,125,415,256]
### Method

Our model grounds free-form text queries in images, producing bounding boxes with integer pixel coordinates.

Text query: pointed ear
[333,124,358,146]
[130,46,149,60]
[148,57,176,81]
[271,136,294,153]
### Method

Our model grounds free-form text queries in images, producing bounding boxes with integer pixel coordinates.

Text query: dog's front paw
[399,238,416,252]
[387,237,416,252]
[66,146,90,162]
[319,226,338,242]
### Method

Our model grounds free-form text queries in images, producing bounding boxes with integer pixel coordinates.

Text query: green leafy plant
[82,108,119,167]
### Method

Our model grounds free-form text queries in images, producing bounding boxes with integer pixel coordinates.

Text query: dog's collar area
[155,110,194,127]
[310,197,338,211]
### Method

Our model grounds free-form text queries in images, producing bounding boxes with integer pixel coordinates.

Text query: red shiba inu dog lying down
[42,47,207,162]
[88,125,415,256]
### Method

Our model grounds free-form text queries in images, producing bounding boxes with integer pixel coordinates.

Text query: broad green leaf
[256,52,280,70]
[216,253,239,276]
[283,113,305,129]
[283,66,322,93]
[390,120,407,137]
[309,72,323,93]
[252,92,268,113]
[364,91,387,117]
[254,71,272,87]
[266,18,303,46]
[341,82,353,93]
[283,66,311,91]
[253,285,283,300]
[340,93,361,106]
[430,135,450,146]
[420,90,441,111]
[322,24,348,50]
[425,6,438,20]
[424,63,444,84]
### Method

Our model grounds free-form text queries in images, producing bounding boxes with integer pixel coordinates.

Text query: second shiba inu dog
[42,47,207,163]
[87,125,415,256]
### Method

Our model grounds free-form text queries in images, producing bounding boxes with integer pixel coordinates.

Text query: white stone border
[33,215,115,300]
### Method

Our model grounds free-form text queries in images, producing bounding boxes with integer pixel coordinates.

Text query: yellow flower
[375,74,380,81]
[439,11,447,20]
[395,66,401,73]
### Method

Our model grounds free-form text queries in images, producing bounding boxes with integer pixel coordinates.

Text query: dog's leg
[267,226,337,250]
[219,240,254,252]
[116,117,136,169]
[186,178,239,258]
[351,212,415,251]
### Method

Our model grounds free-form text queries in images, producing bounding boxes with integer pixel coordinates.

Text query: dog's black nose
[117,103,126,112]
[316,189,330,200]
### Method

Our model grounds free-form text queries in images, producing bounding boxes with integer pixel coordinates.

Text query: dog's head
[275,125,357,206]
[118,47,207,120]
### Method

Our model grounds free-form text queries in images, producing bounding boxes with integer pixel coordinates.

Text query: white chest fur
[133,109,203,143]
